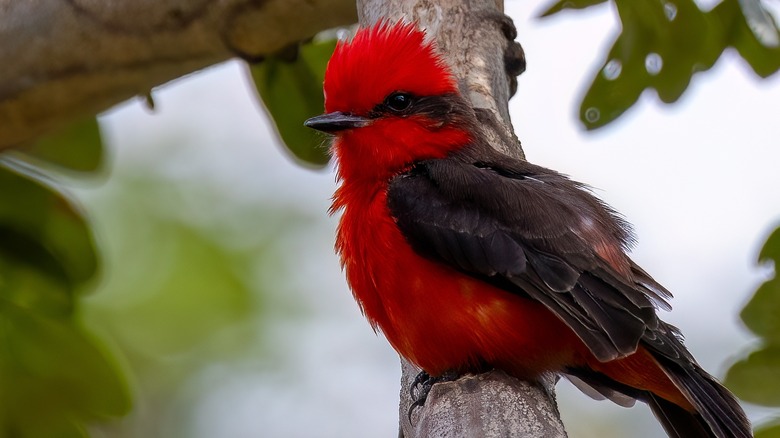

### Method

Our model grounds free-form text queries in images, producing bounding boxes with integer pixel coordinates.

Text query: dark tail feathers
[647,393,715,438]
[657,360,751,438]
[566,362,752,438]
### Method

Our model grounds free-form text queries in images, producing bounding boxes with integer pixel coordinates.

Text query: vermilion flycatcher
[305,22,751,438]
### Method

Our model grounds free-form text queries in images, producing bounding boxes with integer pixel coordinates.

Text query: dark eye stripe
[367,92,470,127]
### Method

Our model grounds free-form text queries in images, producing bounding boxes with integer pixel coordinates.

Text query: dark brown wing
[387,151,752,437]
[386,153,672,361]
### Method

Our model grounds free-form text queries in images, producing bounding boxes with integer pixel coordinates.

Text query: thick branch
[357,1,564,436]
[0,0,356,148]
[399,362,566,438]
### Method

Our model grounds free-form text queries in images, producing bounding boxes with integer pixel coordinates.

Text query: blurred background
[17,1,779,437]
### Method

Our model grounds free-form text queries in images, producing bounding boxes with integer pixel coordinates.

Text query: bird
[304,21,752,438]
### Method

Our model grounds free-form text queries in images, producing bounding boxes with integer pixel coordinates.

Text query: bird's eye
[385,92,413,112]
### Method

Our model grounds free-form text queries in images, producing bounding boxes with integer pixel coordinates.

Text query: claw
[407,371,460,423]
[410,371,431,400]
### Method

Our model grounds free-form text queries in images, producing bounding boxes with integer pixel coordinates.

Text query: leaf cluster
[541,0,780,129]
[249,39,337,168]
[0,119,131,436]
[725,227,780,437]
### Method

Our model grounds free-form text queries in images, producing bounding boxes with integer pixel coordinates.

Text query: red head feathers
[308,22,475,181]
[323,22,458,116]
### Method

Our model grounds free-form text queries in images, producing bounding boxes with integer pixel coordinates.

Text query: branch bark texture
[0,0,356,148]
[357,1,565,436]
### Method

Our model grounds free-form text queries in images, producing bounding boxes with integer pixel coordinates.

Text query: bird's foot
[407,370,460,422]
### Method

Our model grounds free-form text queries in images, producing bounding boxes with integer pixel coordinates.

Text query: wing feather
[387,155,671,361]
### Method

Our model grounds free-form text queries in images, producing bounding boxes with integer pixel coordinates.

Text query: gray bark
[399,362,566,438]
[357,1,566,437]
[0,0,356,148]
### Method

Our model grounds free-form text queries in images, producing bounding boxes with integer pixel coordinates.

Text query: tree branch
[357,1,566,436]
[0,0,356,148]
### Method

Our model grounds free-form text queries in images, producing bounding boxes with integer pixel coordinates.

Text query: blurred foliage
[0,121,131,436]
[18,118,104,173]
[540,0,780,129]
[756,421,780,438]
[78,169,312,438]
[249,39,337,167]
[726,226,780,434]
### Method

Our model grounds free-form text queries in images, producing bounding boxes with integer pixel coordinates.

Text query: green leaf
[580,0,726,129]
[740,226,780,341]
[0,163,98,287]
[742,278,780,342]
[0,303,131,432]
[18,117,103,173]
[756,420,780,438]
[725,346,780,406]
[5,418,89,438]
[570,0,780,129]
[249,39,336,167]
[0,232,73,318]
[715,0,780,77]
[758,225,780,264]
[101,225,253,356]
[726,227,780,416]
[736,0,780,48]
[538,0,608,17]
[0,161,130,434]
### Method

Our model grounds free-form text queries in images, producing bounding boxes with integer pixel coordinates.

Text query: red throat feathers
[305,21,751,438]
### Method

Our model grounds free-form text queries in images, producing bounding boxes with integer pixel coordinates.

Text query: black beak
[304,112,370,133]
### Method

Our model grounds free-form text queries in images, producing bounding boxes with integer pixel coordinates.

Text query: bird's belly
[345,218,581,378]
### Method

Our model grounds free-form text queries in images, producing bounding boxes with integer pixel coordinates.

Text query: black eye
[385,92,413,112]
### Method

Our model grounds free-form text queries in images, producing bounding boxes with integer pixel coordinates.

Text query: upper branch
[0,0,356,148]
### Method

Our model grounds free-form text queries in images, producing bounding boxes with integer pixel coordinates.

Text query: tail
[646,393,716,438]
[567,323,752,438]
[654,358,751,438]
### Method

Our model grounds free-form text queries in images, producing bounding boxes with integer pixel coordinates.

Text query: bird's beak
[304,112,370,133]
